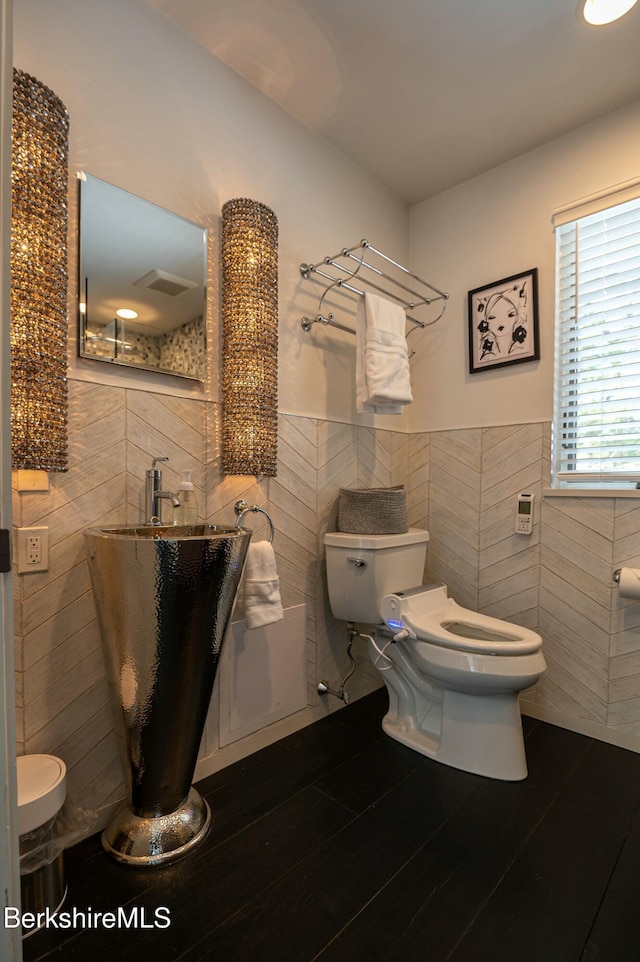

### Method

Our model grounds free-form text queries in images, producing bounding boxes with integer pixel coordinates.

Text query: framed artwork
[468,268,539,373]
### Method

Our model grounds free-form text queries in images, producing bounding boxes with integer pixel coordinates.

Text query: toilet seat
[17,754,67,835]
[406,635,547,692]
[381,585,542,657]
[405,601,543,656]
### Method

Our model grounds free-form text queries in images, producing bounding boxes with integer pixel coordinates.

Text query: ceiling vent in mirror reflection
[133,269,198,298]
[78,172,207,381]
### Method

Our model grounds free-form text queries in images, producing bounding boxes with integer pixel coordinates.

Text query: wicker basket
[337,486,408,535]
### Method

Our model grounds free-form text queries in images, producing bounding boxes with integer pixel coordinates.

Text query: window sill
[544,487,640,499]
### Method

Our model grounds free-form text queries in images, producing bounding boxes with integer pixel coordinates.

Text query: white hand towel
[355,292,412,414]
[356,299,401,414]
[242,540,284,630]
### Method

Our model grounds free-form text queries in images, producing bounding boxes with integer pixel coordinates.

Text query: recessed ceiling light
[116,308,138,320]
[582,0,638,24]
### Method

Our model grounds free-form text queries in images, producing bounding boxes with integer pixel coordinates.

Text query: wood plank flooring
[22,689,640,962]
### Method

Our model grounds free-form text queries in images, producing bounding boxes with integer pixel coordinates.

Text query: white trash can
[17,754,67,935]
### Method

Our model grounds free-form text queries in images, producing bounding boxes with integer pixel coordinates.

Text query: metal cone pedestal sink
[84,524,250,867]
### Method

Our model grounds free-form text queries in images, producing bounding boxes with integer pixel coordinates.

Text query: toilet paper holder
[612,566,640,603]
[613,568,640,589]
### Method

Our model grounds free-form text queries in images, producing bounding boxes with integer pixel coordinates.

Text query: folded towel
[242,540,284,629]
[356,292,412,414]
[356,299,401,414]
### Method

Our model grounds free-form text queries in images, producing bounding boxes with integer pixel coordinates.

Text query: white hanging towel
[355,292,412,414]
[242,540,284,629]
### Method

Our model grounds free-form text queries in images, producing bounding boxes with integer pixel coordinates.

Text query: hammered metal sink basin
[95,523,232,538]
[84,523,250,866]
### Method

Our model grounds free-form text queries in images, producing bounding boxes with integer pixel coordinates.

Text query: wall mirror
[78,172,207,380]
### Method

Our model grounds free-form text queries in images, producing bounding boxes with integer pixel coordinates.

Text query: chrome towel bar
[234,500,275,544]
[300,238,448,353]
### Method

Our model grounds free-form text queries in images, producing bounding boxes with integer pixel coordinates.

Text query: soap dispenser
[173,471,198,524]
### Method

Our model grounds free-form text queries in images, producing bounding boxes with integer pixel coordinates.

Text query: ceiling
[146,0,640,205]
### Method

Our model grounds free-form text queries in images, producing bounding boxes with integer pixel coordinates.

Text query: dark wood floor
[22,688,640,962]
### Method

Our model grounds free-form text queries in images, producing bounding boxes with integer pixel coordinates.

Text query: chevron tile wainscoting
[12,384,640,822]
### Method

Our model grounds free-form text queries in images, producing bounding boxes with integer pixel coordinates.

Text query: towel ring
[234,500,275,544]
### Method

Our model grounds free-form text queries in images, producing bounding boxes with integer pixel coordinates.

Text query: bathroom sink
[92,523,236,538]
[84,522,250,866]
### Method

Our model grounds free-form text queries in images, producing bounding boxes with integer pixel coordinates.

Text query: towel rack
[234,500,275,544]
[300,239,448,352]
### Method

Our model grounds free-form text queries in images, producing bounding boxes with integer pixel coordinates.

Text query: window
[553,181,640,489]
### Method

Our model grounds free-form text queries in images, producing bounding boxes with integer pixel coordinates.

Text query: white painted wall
[13,0,410,428]
[409,97,640,433]
[19,0,640,442]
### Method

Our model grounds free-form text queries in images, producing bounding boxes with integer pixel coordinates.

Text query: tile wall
[12,382,410,815]
[426,421,640,743]
[12,392,640,818]
[85,316,205,380]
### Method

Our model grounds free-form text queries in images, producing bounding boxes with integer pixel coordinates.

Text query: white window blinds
[553,186,640,488]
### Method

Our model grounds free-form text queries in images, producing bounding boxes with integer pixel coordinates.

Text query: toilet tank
[324,529,429,624]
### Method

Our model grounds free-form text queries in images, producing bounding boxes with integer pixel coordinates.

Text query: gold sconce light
[221,198,278,477]
[11,69,69,472]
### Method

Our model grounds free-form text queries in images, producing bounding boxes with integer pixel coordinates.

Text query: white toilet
[324,529,546,781]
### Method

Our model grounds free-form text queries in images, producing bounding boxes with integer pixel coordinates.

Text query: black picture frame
[468,268,539,374]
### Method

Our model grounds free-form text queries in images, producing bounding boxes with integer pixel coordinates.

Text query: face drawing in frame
[469,268,539,373]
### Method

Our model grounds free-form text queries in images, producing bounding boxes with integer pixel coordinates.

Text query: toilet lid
[17,754,67,835]
[324,528,429,550]
[405,606,543,656]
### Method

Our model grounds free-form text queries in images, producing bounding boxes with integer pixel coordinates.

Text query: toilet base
[102,787,211,867]
[382,686,528,781]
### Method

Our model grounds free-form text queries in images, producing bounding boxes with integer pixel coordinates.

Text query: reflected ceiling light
[116,308,138,319]
[582,0,638,23]
[11,69,69,472]
[221,198,278,477]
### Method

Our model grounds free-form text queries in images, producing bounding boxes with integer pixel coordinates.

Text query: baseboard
[521,701,640,755]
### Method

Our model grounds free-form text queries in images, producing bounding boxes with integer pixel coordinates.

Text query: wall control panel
[515,493,534,535]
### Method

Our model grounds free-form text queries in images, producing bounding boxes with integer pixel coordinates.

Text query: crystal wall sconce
[11,69,69,472]
[221,198,278,477]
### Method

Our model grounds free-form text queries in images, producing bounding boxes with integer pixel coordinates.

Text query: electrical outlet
[17,527,49,573]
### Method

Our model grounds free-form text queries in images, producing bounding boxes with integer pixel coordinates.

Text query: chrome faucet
[145,456,180,525]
